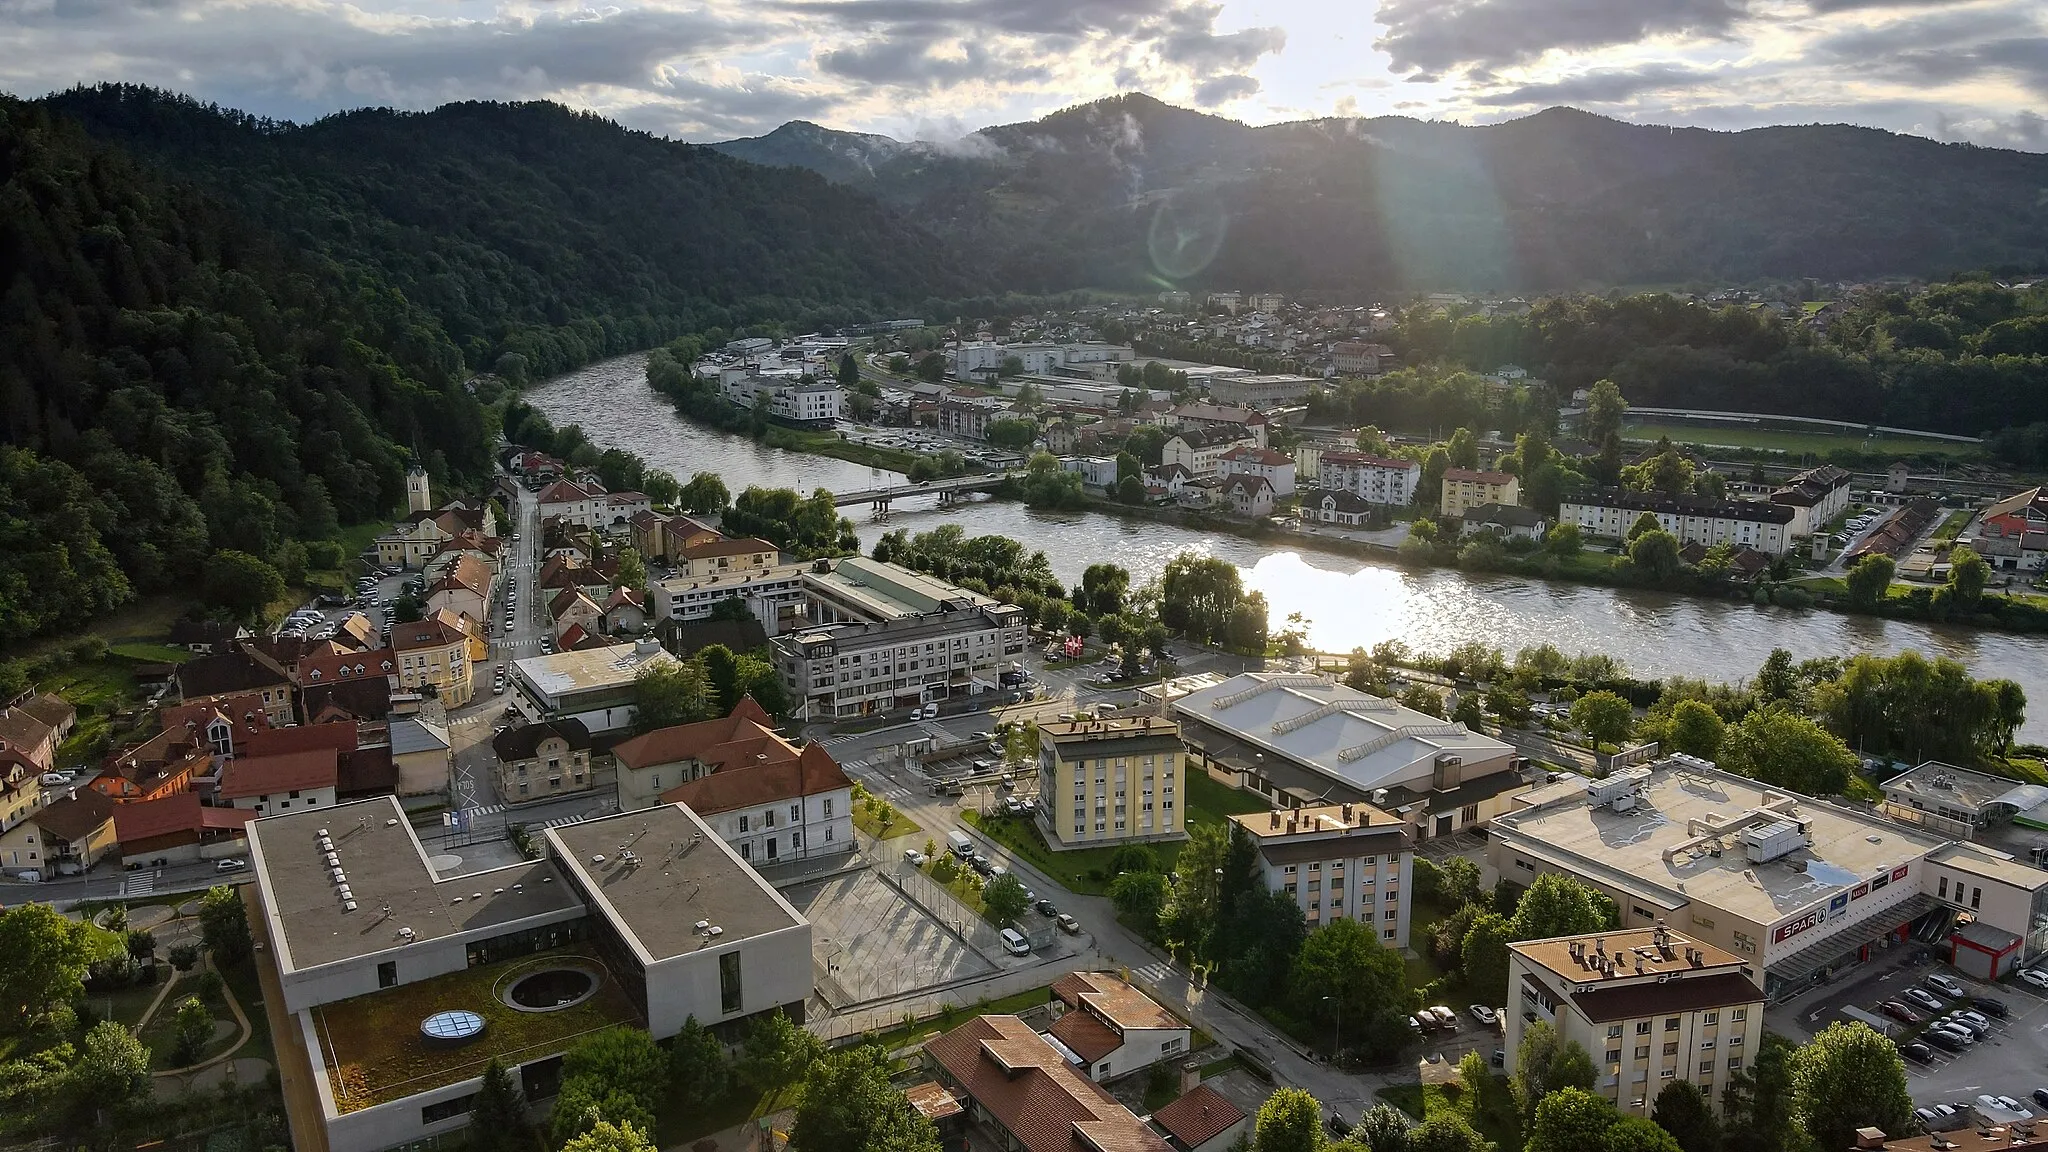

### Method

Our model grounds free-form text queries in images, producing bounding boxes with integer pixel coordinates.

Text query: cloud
[1193,73,1261,104]
[1373,0,1751,75]
[1472,63,1721,105]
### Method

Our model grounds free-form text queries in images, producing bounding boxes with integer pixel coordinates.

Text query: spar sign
[1772,904,1829,945]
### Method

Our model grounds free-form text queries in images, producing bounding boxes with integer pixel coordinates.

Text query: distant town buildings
[1559,489,1795,556]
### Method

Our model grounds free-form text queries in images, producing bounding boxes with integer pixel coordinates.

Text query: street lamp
[1322,994,1342,1061]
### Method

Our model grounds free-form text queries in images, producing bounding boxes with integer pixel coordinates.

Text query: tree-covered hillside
[44,86,975,379]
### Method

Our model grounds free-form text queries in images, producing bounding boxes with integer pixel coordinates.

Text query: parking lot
[1769,951,2048,1121]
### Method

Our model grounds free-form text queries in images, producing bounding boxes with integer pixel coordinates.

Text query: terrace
[312,948,640,1112]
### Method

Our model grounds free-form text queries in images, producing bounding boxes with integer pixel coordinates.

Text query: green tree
[1406,1114,1489,1152]
[562,1027,666,1123]
[1528,1088,1620,1152]
[983,873,1029,924]
[1755,648,1799,703]
[738,1010,823,1093]
[199,884,251,966]
[615,548,646,592]
[1665,699,1725,758]
[1400,684,1446,718]
[679,472,730,515]
[1252,1086,1323,1152]
[1569,691,1635,747]
[790,1043,940,1152]
[1844,554,1896,608]
[1545,523,1582,557]
[1288,917,1405,1046]
[1459,912,1513,1003]
[1789,1022,1912,1152]
[1452,693,1485,730]
[1352,1104,1410,1152]
[1510,874,1615,941]
[202,550,285,622]
[1948,543,1989,608]
[0,903,91,1024]
[391,593,425,623]
[1603,1115,1684,1152]
[1718,705,1856,794]
[167,943,200,972]
[172,996,212,1065]
[1583,380,1627,445]
[836,352,861,388]
[1625,512,1661,543]
[1649,1080,1718,1152]
[668,1016,730,1111]
[1110,871,1170,937]
[1447,427,1479,470]
[1512,1020,1598,1119]
[1721,1034,1800,1152]
[916,352,947,383]
[1628,529,1683,583]
[985,418,1040,450]
[633,660,712,732]
[469,1059,532,1152]
[76,1020,151,1107]
[560,1119,656,1152]
[1438,856,1484,907]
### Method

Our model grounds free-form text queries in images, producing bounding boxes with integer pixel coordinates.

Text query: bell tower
[406,466,432,514]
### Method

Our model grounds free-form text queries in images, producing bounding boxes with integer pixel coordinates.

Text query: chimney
[1179,1061,1200,1095]
[1342,803,1354,823]
[1851,1128,1887,1150]
[1270,811,1280,830]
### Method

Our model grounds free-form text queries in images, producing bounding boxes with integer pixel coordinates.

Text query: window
[739,814,750,833]
[719,953,743,1014]
[1636,1021,1651,1035]
[1663,1042,1679,1056]
[1731,1008,1746,1022]
[764,809,776,829]
[791,804,801,823]
[1727,1057,1743,1072]
[1660,1069,1675,1079]
[1700,1039,1715,1050]
[1096,1063,1112,1078]
[1972,886,1982,909]
[1163,1037,1183,1054]
[1665,1017,1680,1031]
[1384,909,1397,921]
[378,961,398,988]
[421,1093,478,1125]
[824,827,833,842]
[1699,1061,1715,1076]
[1703,1012,1718,1025]
[823,798,833,817]
[1461,803,1478,823]
[1606,1049,1622,1064]
[792,832,802,848]
[1635,1046,1650,1060]
[1939,876,1949,899]
[1607,1025,1623,1039]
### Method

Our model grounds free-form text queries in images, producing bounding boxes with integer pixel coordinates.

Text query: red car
[1881,1000,1922,1025]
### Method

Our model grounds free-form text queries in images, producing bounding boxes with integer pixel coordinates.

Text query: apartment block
[1229,802,1414,946]
[1440,468,1520,518]
[1558,489,1795,556]
[1034,716,1186,850]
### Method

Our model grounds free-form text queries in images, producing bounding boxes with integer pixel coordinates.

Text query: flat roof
[1039,715,1183,756]
[1883,760,2048,815]
[248,797,580,972]
[1170,673,1513,794]
[1493,759,1946,929]
[1927,842,2048,890]
[803,556,1001,621]
[514,643,679,701]
[547,804,804,964]
[1510,926,1750,987]
[652,563,807,596]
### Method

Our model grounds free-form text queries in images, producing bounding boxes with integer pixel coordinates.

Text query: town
[4,284,2047,1152]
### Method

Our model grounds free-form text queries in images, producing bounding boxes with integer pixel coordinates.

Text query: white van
[1000,928,1031,956]
[947,830,975,858]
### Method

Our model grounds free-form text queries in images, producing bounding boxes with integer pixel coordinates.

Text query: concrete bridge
[830,473,1012,511]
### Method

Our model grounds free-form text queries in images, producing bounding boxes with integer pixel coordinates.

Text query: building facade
[392,612,473,706]
[1033,717,1187,850]
[491,719,595,806]
[1229,802,1414,946]
[661,743,853,864]
[1318,452,1420,506]
[1558,489,1795,556]
[1440,469,1521,518]
[1217,445,1296,496]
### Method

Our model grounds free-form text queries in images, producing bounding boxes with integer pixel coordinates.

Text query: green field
[1623,421,1979,460]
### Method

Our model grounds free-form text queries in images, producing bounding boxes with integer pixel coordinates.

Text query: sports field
[1622,421,1979,459]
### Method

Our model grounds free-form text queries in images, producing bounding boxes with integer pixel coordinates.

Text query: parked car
[1898,1041,1934,1064]
[216,858,248,872]
[1034,899,1057,917]
[999,928,1031,956]
[1929,1022,1974,1045]
[1915,1107,1940,1127]
[1923,1029,1965,1053]
[1468,1005,1497,1026]
[2003,1097,2036,1119]
[2020,968,2048,989]
[1973,996,2009,1018]
[1956,1009,1994,1033]
[1905,988,1947,1011]
[1406,1015,1426,1036]
[1945,1013,1989,1038]
[1427,1006,1458,1029]
[2032,1089,2048,1111]
[1880,1000,1921,1024]
[1927,973,1968,998]
[1055,913,1081,935]
[903,849,927,867]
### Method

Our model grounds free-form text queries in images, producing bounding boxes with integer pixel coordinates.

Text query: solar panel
[419,1010,486,1042]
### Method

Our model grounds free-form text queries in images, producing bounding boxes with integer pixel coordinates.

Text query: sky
[1,0,2043,150]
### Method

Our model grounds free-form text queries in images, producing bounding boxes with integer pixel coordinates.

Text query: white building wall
[642,921,814,1039]
[716,786,855,862]
[232,785,339,817]
[1256,846,1414,948]
[1087,1025,1192,1081]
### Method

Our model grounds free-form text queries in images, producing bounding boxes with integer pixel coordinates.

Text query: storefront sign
[1852,882,1869,899]
[1773,905,1828,944]
[1892,865,1910,882]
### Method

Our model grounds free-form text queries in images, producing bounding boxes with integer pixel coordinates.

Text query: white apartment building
[716,370,846,424]
[1506,926,1763,1116]
[1061,456,1122,490]
[1770,465,1854,537]
[648,563,808,631]
[1046,971,1194,1082]
[1559,489,1795,556]
[1162,427,1261,480]
[1035,717,1188,850]
[1216,445,1296,496]
[1318,452,1421,506]
[950,341,1066,378]
[1205,373,1319,410]
[662,743,854,866]
[1230,802,1415,946]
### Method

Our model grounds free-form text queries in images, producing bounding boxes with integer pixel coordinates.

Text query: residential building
[0,790,117,878]
[1166,403,1267,448]
[1769,464,1854,537]
[770,381,845,423]
[491,719,595,806]
[1463,502,1549,541]
[424,553,495,627]
[177,646,296,726]
[244,796,811,1152]
[1440,468,1521,518]
[0,760,43,841]
[1317,452,1420,506]
[1205,373,1318,409]
[1150,1085,1249,1152]
[647,563,809,633]
[1206,291,1241,313]
[1044,971,1192,1082]
[1061,455,1122,491]
[1034,716,1187,850]
[1504,925,1763,1116]
[1970,485,2048,571]
[1171,673,1522,842]
[922,1016,1171,1152]
[662,742,853,864]
[1230,802,1414,945]
[549,588,605,642]
[374,504,496,569]
[1488,753,2048,998]
[535,478,604,528]
[1217,445,1295,496]
[219,748,339,815]
[112,792,254,865]
[673,537,780,578]
[1219,474,1275,518]
[388,717,453,796]
[613,697,788,812]
[168,619,249,654]
[1161,426,1260,480]
[1330,341,1395,376]
[92,726,210,803]
[1558,489,1795,556]
[632,512,720,563]
[1306,490,1380,527]
[510,640,682,736]
[392,610,473,707]
[949,341,1068,379]
[935,395,1013,441]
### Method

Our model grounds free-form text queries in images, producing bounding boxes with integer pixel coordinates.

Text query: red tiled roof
[113,792,205,844]
[612,697,779,770]
[537,479,596,505]
[1046,1008,1122,1063]
[391,616,466,652]
[924,1016,1169,1152]
[679,537,778,560]
[662,743,848,814]
[240,722,357,759]
[1051,972,1184,1033]
[160,695,271,736]
[217,748,338,800]
[202,806,257,832]
[1150,1086,1245,1149]
[296,647,397,686]
[1444,467,1516,485]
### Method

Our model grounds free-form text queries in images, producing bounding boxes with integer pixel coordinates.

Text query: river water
[529,353,2048,739]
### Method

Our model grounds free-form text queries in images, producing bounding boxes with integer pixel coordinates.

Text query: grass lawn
[45,656,153,769]
[94,978,168,1030]
[220,958,276,1069]
[1376,1071,1523,1152]
[313,950,639,1112]
[963,772,1270,896]
[1622,421,1979,460]
[109,642,194,664]
[141,977,238,1071]
[921,858,990,917]
[851,796,922,840]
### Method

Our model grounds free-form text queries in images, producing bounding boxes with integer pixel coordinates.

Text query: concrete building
[1217,445,1295,496]
[612,697,788,813]
[1306,490,1380,527]
[393,611,473,707]
[1440,468,1521,518]
[1770,464,1854,537]
[1171,673,1523,843]
[662,743,853,865]
[1505,926,1763,1116]
[1463,502,1549,541]
[218,749,340,816]
[671,537,780,579]
[1488,754,2048,998]
[1204,373,1319,410]
[1034,716,1187,850]
[0,789,117,878]
[648,563,808,633]
[1317,452,1421,506]
[1330,341,1395,376]
[1229,802,1414,946]
[1558,489,1796,556]
[1060,455,1122,491]
[1044,971,1193,1082]
[1969,485,2048,571]
[922,1016,1171,1152]
[950,341,1066,379]
[510,640,683,736]
[491,719,595,807]
[1162,427,1261,481]
[245,796,810,1152]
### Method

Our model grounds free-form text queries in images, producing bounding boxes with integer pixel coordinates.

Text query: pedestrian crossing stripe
[1131,962,1171,983]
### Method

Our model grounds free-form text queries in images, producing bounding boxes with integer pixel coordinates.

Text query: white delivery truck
[947,829,975,858]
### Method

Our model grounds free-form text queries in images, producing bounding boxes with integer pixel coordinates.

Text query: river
[528,353,2048,740]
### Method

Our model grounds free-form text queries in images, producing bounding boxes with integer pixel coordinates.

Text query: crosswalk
[843,759,913,800]
[534,812,589,830]
[467,804,507,817]
[823,733,859,746]
[123,873,155,897]
[1128,961,1174,986]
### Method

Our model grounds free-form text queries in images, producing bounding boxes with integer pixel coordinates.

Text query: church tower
[406,466,432,514]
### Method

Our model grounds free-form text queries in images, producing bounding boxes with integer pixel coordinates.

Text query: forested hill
[712,94,2048,291]
[41,85,974,378]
